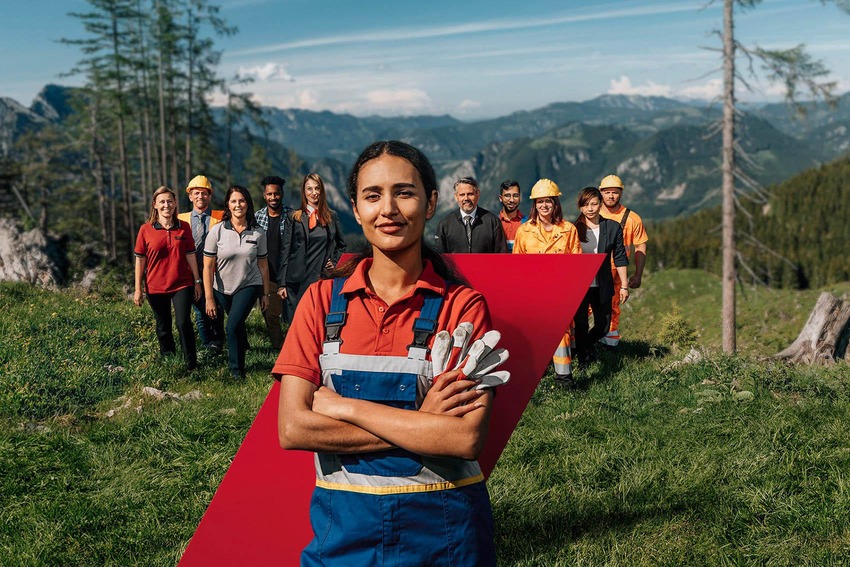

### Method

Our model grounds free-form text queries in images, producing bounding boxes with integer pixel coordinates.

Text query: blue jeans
[193,291,224,349]
[213,285,261,374]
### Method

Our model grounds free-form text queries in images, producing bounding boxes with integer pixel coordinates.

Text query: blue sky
[2,0,850,119]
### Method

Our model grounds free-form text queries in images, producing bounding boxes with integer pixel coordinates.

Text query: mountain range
[3,84,850,234]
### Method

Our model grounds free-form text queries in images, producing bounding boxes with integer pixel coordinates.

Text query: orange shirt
[273,258,492,387]
[512,220,581,255]
[499,210,525,251]
[600,204,648,253]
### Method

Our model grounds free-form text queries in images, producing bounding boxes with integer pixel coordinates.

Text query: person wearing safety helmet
[597,174,648,348]
[497,179,524,252]
[512,179,581,388]
[434,176,507,254]
[178,174,225,352]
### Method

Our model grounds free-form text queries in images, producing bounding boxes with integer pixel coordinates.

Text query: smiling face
[499,185,521,214]
[454,183,479,214]
[190,188,211,213]
[263,184,282,211]
[155,192,176,223]
[304,179,322,208]
[228,191,248,221]
[581,196,602,222]
[535,197,555,223]
[352,153,436,256]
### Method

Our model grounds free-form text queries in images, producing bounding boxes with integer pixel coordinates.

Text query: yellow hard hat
[529,178,561,199]
[599,174,624,190]
[186,174,212,194]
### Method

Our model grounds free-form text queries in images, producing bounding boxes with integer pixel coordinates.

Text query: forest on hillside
[650,156,850,289]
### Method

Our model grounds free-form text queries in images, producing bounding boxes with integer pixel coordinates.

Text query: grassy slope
[1,271,849,565]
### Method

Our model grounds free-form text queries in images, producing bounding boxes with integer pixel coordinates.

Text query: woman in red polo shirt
[133,186,202,369]
[275,141,501,566]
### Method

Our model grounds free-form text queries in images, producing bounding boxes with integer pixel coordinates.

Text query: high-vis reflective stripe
[316,474,485,495]
[316,276,484,490]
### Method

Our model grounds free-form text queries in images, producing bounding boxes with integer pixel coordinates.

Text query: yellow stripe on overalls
[316,474,485,495]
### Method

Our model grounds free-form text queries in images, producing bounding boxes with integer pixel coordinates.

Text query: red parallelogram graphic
[180,253,604,566]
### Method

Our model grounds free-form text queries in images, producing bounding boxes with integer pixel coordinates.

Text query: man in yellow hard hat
[598,174,648,348]
[178,174,225,351]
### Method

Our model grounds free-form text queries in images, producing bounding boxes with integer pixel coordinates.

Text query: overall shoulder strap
[323,277,349,354]
[407,282,448,360]
[620,208,631,229]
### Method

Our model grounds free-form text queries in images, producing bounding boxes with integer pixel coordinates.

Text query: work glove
[429,322,510,390]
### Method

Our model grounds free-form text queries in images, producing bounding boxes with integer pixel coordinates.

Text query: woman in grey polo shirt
[203,185,270,379]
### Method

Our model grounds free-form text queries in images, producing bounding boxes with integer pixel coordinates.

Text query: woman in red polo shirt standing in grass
[133,185,202,370]
[274,141,507,566]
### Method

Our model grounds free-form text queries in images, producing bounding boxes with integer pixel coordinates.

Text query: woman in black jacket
[574,186,629,363]
[277,173,347,322]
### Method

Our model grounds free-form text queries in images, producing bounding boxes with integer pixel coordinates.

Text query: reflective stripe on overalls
[302,277,496,567]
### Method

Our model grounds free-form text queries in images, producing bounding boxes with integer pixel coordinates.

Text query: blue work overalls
[301,277,496,567]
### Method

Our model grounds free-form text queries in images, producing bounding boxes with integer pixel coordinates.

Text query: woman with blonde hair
[133,186,202,369]
[277,173,346,322]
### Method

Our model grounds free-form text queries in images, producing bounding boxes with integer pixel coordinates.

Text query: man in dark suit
[434,176,508,253]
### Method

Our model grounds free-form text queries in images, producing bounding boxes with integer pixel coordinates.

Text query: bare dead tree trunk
[110,168,117,260]
[156,0,168,189]
[776,292,850,364]
[184,3,194,187]
[90,101,109,251]
[109,11,133,257]
[721,0,737,354]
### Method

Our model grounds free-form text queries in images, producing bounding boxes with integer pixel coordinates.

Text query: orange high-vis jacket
[512,220,581,255]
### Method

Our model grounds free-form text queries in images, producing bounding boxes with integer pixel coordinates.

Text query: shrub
[657,303,699,350]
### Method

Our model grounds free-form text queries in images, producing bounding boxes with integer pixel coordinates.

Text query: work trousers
[575,286,613,362]
[213,285,261,374]
[261,290,284,351]
[147,287,197,368]
[193,287,224,349]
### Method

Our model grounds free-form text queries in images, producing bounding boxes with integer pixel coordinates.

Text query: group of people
[434,172,648,387]
[131,140,647,564]
[133,173,345,380]
[269,141,650,565]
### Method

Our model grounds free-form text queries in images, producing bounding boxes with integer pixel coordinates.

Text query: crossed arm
[278,370,493,460]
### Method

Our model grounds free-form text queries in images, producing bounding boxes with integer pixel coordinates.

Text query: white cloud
[237,62,295,82]
[456,99,482,114]
[608,75,672,97]
[353,88,433,115]
[678,78,723,100]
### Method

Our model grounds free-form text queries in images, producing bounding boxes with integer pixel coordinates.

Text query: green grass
[1,271,849,565]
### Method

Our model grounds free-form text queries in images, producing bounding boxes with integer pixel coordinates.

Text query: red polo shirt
[134,221,195,294]
[273,258,492,386]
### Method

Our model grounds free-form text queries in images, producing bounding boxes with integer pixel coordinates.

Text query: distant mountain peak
[589,94,691,111]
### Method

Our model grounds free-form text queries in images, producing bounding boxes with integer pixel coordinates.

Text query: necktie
[308,209,318,230]
[464,215,473,250]
[193,213,207,248]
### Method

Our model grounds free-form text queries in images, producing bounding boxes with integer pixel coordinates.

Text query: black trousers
[147,287,197,367]
[574,286,612,362]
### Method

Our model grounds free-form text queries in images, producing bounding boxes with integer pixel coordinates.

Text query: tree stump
[775,292,850,364]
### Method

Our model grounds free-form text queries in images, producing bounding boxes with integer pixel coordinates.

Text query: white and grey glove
[428,322,510,391]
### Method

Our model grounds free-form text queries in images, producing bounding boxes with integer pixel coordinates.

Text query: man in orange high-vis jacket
[598,174,648,348]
